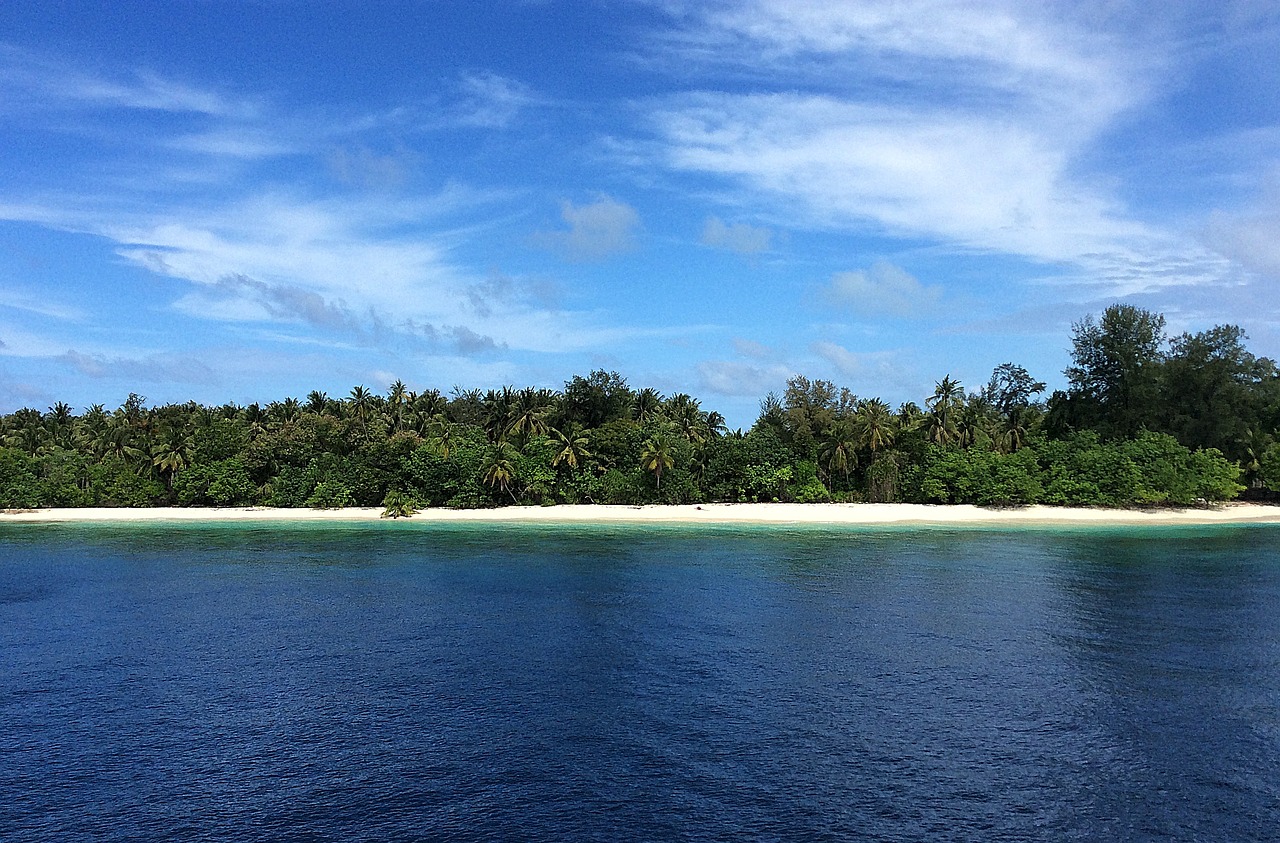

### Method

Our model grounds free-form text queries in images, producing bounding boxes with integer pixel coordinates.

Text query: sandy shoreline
[3,502,1279,526]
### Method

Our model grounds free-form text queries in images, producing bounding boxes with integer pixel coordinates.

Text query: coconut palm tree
[387,379,409,432]
[703,411,728,439]
[267,397,302,427]
[955,396,995,449]
[426,414,456,459]
[482,442,518,501]
[856,398,896,454]
[819,419,858,487]
[151,424,193,491]
[925,376,963,446]
[507,387,552,443]
[632,388,663,423]
[5,408,47,456]
[996,406,1032,453]
[481,387,516,442]
[306,390,330,415]
[550,424,591,470]
[348,386,374,426]
[640,433,676,490]
[45,402,75,449]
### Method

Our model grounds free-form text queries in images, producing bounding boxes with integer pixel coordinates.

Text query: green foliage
[264,464,315,508]
[1,315,1261,515]
[90,456,165,507]
[307,478,355,509]
[1260,443,1280,493]
[792,477,831,503]
[1064,304,1166,439]
[175,458,257,507]
[600,468,643,505]
[0,447,41,508]
[866,453,901,503]
[35,447,95,507]
[381,489,419,518]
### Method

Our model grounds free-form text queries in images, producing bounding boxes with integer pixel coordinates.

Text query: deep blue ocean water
[2,521,1279,842]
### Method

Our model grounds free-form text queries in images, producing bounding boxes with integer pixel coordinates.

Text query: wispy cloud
[532,195,641,261]
[644,1,1235,293]
[810,340,913,390]
[697,359,793,396]
[59,349,219,384]
[701,216,772,254]
[820,261,942,317]
[453,71,545,128]
[0,44,259,118]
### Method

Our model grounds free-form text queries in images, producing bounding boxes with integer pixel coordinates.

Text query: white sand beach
[3,502,1279,526]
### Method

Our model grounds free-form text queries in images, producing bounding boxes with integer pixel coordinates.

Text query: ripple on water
[1,522,1279,841]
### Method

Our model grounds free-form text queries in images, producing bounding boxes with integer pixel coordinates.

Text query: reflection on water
[1,522,1278,841]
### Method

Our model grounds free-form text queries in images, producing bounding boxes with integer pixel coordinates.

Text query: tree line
[3,304,1278,512]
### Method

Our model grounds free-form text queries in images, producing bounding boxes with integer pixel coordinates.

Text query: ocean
[2,521,1278,841]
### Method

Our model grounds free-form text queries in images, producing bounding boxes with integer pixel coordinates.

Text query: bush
[0,448,41,508]
[792,478,831,503]
[174,458,257,506]
[307,478,355,509]
[381,489,419,518]
[90,456,164,507]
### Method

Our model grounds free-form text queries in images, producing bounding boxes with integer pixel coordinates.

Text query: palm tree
[550,424,591,471]
[151,425,193,491]
[387,379,409,432]
[45,402,75,449]
[632,388,663,423]
[349,385,374,426]
[856,398,896,454]
[896,401,925,431]
[77,404,109,457]
[103,412,146,468]
[5,408,47,456]
[819,419,858,487]
[268,397,301,427]
[996,406,1032,453]
[426,415,456,459]
[925,376,963,446]
[306,390,330,415]
[666,394,707,444]
[640,433,676,490]
[704,411,728,439]
[481,387,516,442]
[482,442,518,501]
[507,387,551,442]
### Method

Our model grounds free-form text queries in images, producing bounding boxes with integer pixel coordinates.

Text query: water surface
[2,522,1278,841]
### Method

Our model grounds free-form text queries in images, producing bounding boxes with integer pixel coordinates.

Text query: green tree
[640,433,676,490]
[1064,304,1166,439]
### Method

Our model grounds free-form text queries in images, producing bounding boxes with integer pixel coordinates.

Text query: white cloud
[59,349,219,384]
[646,1,1234,293]
[454,71,542,128]
[732,337,779,359]
[1202,167,1280,281]
[810,340,905,381]
[0,45,258,118]
[326,145,416,189]
[821,261,942,316]
[533,195,641,261]
[701,216,772,254]
[811,340,866,377]
[697,359,793,396]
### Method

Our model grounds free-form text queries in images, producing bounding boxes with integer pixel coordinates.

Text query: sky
[1,0,1279,428]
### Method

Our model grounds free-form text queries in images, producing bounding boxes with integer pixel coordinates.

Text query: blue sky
[2,0,1278,427]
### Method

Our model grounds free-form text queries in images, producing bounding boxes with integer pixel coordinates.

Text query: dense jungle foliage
[4,305,1278,511]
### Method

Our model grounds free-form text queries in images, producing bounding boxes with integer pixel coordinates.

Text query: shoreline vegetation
[3,304,1280,516]
[3,502,1280,527]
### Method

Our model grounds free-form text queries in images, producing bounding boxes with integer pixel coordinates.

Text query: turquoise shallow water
[2,522,1279,841]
